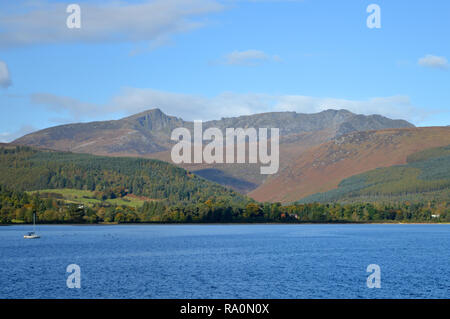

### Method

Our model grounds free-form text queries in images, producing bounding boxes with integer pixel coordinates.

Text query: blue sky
[0,0,449,142]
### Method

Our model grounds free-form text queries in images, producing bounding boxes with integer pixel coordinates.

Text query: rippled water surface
[1,224,449,298]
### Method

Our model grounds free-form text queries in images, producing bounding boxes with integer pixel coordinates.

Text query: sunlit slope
[299,144,450,203]
[250,127,450,203]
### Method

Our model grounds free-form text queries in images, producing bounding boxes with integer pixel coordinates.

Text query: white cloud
[0,125,37,143]
[418,54,449,70]
[109,89,426,123]
[110,88,275,119]
[0,61,12,88]
[29,88,428,124]
[30,93,99,120]
[222,50,280,66]
[0,0,223,48]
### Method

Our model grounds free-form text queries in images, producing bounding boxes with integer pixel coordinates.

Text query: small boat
[24,213,40,239]
[24,232,40,239]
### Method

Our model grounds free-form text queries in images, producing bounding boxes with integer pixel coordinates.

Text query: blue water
[0,224,449,299]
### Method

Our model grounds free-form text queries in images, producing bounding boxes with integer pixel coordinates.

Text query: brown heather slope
[249,127,450,203]
[141,129,335,193]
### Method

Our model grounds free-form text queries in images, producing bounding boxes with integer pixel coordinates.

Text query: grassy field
[28,189,150,208]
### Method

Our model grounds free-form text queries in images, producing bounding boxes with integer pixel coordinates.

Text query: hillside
[14,108,414,192]
[299,144,450,203]
[13,109,187,154]
[250,127,450,203]
[0,145,247,205]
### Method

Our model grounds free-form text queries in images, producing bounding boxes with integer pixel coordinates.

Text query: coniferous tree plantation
[0,146,246,205]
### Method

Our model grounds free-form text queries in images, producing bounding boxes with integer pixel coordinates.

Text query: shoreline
[3,222,450,226]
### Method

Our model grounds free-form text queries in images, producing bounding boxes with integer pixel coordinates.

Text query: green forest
[0,146,247,205]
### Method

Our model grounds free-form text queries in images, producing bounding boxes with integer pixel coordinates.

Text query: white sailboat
[24,212,40,239]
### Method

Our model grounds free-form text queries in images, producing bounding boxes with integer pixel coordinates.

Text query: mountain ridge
[14,108,414,153]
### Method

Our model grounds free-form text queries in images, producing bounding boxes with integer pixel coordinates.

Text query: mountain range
[14,108,413,155]
[13,108,450,203]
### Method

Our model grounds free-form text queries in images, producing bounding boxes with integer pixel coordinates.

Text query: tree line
[1,185,449,224]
